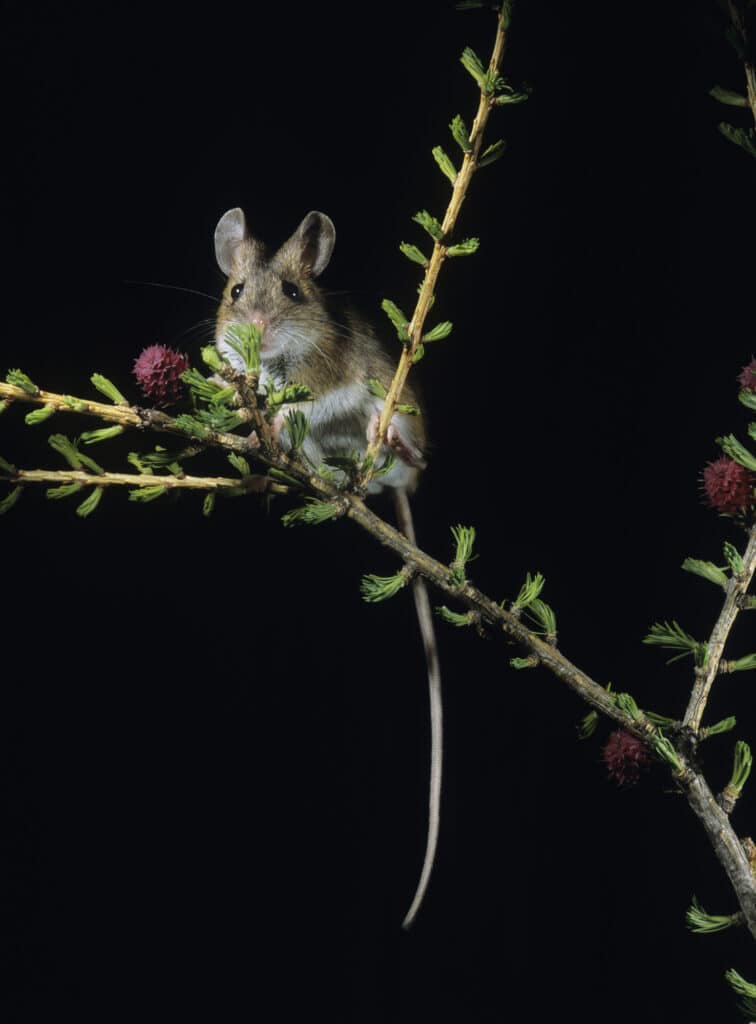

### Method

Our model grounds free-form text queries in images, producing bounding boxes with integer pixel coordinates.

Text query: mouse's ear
[214,208,249,275]
[289,211,336,278]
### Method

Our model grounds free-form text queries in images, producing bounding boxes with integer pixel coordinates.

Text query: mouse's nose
[247,311,267,333]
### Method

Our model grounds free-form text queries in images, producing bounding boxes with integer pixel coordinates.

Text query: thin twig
[361,7,509,486]
[0,382,148,429]
[0,381,258,457]
[683,522,756,734]
[11,468,280,494]
[685,772,756,939]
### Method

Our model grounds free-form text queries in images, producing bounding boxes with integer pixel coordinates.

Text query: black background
[2,0,755,1020]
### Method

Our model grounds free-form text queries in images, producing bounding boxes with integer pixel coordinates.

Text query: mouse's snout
[244,310,267,335]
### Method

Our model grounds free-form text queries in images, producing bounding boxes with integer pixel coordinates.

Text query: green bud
[399,242,429,268]
[285,409,309,450]
[24,404,56,426]
[422,321,453,342]
[717,123,756,159]
[129,447,182,472]
[615,692,643,722]
[578,710,599,739]
[174,414,212,440]
[367,378,388,399]
[46,482,84,500]
[360,569,410,603]
[211,387,237,407]
[710,85,749,107]
[48,434,83,470]
[201,345,225,373]
[76,487,104,518]
[739,389,756,412]
[6,369,38,394]
[0,486,23,514]
[450,524,476,585]
[182,368,224,402]
[432,145,457,185]
[643,620,707,666]
[281,498,341,527]
[681,557,728,588]
[728,739,752,793]
[728,654,756,673]
[372,453,397,479]
[91,373,128,405]
[228,452,251,476]
[717,433,756,472]
[436,605,473,627]
[703,716,737,738]
[80,426,125,445]
[725,969,756,1018]
[222,323,261,374]
[510,655,538,670]
[199,406,245,433]
[686,896,742,934]
[511,572,546,612]
[650,732,685,774]
[478,139,507,168]
[460,46,487,90]
[381,299,410,342]
[322,454,359,474]
[265,382,313,409]
[723,542,744,576]
[446,238,480,257]
[493,81,531,106]
[129,485,168,503]
[412,210,444,242]
[449,114,472,152]
[525,599,557,640]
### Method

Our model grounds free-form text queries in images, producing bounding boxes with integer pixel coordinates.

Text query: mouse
[213,207,442,929]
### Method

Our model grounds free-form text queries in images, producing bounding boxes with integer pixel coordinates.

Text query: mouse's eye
[281,280,301,301]
[230,281,245,302]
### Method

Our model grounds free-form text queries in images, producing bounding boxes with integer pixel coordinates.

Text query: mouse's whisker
[122,279,220,304]
[163,319,218,348]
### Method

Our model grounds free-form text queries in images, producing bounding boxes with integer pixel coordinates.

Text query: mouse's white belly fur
[294,381,418,493]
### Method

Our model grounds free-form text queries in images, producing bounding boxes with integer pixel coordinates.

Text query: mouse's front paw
[367,412,425,468]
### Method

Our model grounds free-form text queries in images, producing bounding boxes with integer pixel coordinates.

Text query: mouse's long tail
[393,487,443,930]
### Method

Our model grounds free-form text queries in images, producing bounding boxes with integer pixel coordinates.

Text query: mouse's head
[214,208,336,372]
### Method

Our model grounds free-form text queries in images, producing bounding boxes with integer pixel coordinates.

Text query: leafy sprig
[643,621,708,666]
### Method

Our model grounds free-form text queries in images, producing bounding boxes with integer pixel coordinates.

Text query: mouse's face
[214,208,336,372]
